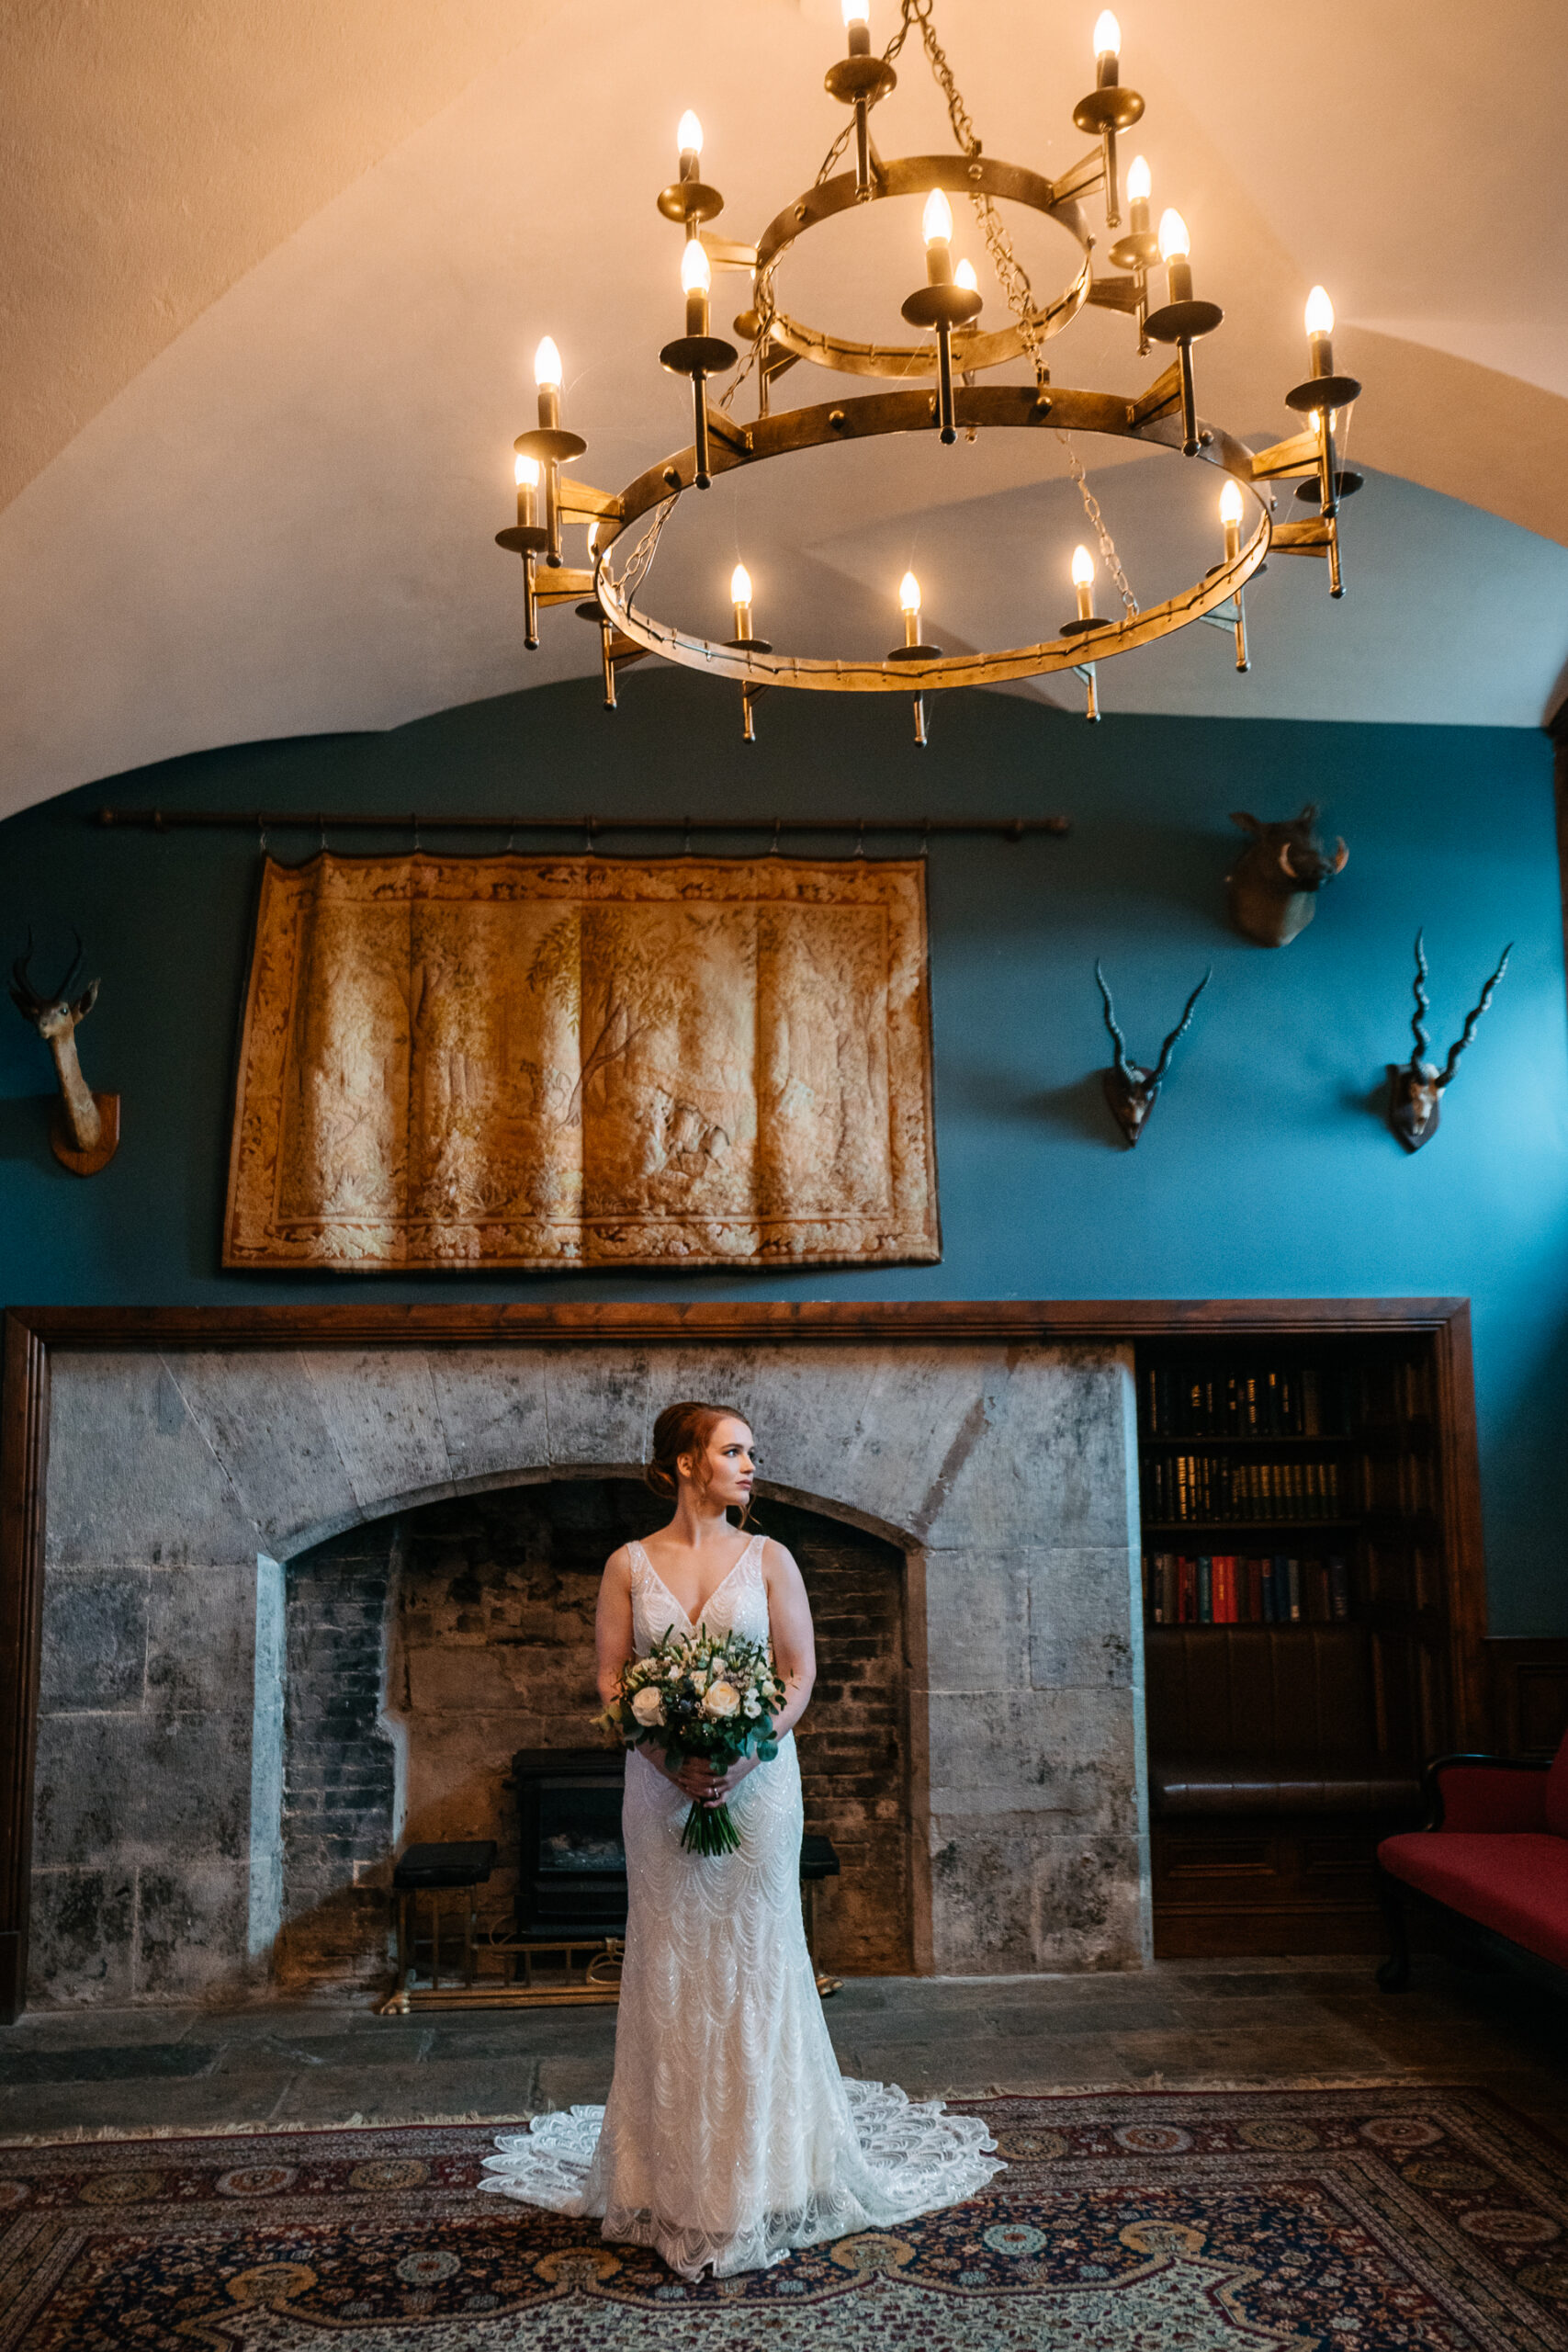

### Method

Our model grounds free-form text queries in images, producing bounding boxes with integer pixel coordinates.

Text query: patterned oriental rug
[4,2088,1568,2350]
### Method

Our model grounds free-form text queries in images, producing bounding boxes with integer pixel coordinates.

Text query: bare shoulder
[760,1534,805,1589]
[602,1542,636,1586]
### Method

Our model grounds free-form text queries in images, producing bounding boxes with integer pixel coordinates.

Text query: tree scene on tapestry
[223,854,938,1269]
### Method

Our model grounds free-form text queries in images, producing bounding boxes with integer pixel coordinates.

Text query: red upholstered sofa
[1375,1738,1568,1994]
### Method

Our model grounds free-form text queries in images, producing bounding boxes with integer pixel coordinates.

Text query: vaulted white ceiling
[2,0,1564,818]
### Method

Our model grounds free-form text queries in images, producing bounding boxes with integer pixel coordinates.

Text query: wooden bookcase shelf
[1134,1324,1477,1960]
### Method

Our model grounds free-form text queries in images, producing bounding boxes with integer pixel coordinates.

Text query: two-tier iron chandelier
[496,0,1363,741]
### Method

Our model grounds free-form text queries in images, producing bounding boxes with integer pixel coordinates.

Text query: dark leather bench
[1147,1627,1421,1817]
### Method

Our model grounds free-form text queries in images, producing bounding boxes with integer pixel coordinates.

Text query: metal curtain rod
[93,807,1069,841]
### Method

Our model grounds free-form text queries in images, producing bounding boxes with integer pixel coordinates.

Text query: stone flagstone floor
[4,1955,1567,2145]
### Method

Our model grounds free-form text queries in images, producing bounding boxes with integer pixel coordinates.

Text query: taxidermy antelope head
[8,930,120,1173]
[1387,929,1511,1153]
[1095,962,1212,1148]
[1226,805,1348,947]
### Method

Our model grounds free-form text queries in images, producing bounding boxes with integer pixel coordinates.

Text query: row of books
[1145,1453,1345,1523]
[1144,1552,1350,1625]
[1142,1363,1351,1440]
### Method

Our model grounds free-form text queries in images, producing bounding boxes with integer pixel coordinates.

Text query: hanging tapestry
[223,853,939,1270]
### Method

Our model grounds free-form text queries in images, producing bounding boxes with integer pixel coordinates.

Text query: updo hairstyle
[647,1400,752,1518]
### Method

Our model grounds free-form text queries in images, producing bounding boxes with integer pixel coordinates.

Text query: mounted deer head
[1226,805,1348,947]
[8,930,120,1173]
[1386,930,1511,1153]
[1094,962,1212,1148]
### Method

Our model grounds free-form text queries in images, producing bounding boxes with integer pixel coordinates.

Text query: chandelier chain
[1057,433,1140,615]
[615,494,677,607]
[904,0,1137,609]
[903,0,1047,384]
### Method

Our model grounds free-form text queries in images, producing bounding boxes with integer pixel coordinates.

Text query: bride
[481,1399,1001,2277]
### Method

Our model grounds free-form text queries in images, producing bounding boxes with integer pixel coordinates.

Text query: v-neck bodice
[629,1533,768,1653]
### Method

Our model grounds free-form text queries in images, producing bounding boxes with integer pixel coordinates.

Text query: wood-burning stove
[511,1747,628,1939]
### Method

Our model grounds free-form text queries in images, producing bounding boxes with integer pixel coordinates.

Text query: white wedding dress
[480,1532,1001,2278]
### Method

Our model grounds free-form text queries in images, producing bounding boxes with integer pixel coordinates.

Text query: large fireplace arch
[273,1473,917,1986]
[3,1302,1190,2013]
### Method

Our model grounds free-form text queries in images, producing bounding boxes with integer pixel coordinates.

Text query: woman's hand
[693,1754,759,1807]
[640,1746,761,1804]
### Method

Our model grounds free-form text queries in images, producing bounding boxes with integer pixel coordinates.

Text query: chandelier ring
[591,382,1270,694]
[748,153,1097,380]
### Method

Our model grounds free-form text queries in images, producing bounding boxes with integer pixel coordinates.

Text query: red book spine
[1247,1556,1265,1623]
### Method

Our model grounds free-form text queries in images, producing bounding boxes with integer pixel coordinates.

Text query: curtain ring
[682,815,693,856]
[769,818,782,856]
[585,814,596,855]
[318,812,328,854]
[412,810,422,853]
[853,820,866,859]
[257,815,268,855]
[506,821,517,853]
[919,820,931,860]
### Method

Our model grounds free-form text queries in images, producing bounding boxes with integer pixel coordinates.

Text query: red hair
[646,1400,752,1519]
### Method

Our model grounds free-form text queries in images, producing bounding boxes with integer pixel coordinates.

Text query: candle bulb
[1157,209,1192,306]
[1219,477,1243,562]
[1072,542,1096,623]
[899,570,921,647]
[954,258,977,293]
[682,236,711,337]
[514,452,539,529]
[841,0,871,56]
[1093,9,1121,86]
[1305,283,1336,379]
[534,335,562,429]
[922,187,953,286]
[1126,153,1151,234]
[731,560,753,641]
[677,109,704,183]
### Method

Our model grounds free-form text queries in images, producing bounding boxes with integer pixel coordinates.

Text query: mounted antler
[8,929,120,1173]
[1095,961,1212,1148]
[1386,930,1512,1153]
[1095,961,1136,1087]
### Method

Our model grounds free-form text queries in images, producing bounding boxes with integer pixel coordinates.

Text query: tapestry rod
[93,808,1069,841]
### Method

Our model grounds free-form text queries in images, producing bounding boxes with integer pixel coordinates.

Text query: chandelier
[496,0,1362,741]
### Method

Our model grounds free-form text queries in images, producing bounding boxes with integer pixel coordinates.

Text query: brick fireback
[279,1483,911,1987]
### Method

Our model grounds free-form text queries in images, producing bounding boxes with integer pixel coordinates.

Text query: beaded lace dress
[480,1532,1001,2278]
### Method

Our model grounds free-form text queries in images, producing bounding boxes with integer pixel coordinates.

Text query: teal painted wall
[3,672,1564,1631]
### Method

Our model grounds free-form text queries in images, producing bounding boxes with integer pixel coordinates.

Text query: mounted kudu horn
[1386,929,1511,1153]
[1226,805,1348,946]
[8,929,121,1174]
[1095,962,1212,1148]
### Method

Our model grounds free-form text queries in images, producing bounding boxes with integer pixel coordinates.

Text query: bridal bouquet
[598,1626,786,1857]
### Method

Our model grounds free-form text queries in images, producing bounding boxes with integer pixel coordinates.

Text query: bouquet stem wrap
[598,1625,786,1859]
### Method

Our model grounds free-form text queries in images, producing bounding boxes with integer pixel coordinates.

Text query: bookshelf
[1134,1329,1461,1957]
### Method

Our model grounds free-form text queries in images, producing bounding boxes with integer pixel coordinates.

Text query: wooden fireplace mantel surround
[0,1298,1487,2020]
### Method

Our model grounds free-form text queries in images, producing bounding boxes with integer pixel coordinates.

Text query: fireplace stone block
[39,1566,150,1713]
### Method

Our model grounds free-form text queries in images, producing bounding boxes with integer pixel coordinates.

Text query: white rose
[630,1687,666,1727]
[702,1680,740,1720]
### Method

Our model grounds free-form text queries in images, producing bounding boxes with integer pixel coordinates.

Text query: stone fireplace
[25,1324,1148,2007]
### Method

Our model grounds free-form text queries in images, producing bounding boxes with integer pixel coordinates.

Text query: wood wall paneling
[1486,1637,1568,1758]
